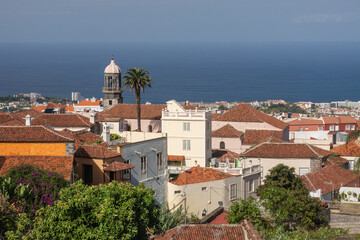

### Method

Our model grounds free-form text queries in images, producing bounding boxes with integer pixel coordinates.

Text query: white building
[74,97,103,112]
[162,100,212,168]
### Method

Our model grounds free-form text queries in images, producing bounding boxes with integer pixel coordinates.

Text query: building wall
[120,137,168,205]
[167,173,260,218]
[242,157,313,181]
[212,137,242,154]
[74,156,122,185]
[0,143,67,156]
[52,127,91,132]
[74,105,103,112]
[100,119,161,134]
[162,118,211,167]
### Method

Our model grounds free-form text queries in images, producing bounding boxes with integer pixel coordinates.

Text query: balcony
[162,109,209,120]
[102,87,123,92]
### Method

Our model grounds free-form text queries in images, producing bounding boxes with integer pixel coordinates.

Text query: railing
[162,110,208,119]
[102,87,123,92]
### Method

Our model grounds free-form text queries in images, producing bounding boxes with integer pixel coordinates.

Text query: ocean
[0,42,359,104]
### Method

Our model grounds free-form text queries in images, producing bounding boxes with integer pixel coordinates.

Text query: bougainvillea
[5,165,68,214]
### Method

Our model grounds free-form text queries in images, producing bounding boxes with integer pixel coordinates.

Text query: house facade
[162,100,212,168]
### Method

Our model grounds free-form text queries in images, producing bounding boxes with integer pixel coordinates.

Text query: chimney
[25,114,32,126]
[90,112,97,124]
[102,124,110,143]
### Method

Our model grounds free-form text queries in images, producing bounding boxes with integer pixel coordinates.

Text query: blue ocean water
[0,42,359,104]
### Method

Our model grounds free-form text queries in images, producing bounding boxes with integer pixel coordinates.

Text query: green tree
[227,196,264,228]
[8,181,160,240]
[123,68,152,131]
[256,164,327,231]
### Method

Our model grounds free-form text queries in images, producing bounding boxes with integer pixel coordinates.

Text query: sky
[0,0,359,43]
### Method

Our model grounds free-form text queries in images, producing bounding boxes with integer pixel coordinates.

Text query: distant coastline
[0,42,359,104]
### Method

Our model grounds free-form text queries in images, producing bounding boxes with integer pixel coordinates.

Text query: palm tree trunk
[136,90,141,131]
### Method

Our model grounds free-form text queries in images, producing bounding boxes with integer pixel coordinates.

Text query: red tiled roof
[211,113,222,120]
[0,118,24,126]
[76,100,102,106]
[331,139,360,157]
[212,124,244,138]
[209,212,229,224]
[0,111,5,115]
[98,104,165,121]
[168,155,185,161]
[323,156,349,167]
[242,143,333,158]
[75,144,121,159]
[215,103,288,130]
[288,118,324,126]
[0,155,73,181]
[65,105,74,112]
[0,126,74,143]
[301,165,357,195]
[151,222,262,240]
[10,109,42,119]
[242,129,283,145]
[46,102,66,109]
[212,149,240,163]
[32,106,47,112]
[322,116,357,125]
[32,114,93,127]
[60,129,102,147]
[170,166,233,185]
[103,161,135,171]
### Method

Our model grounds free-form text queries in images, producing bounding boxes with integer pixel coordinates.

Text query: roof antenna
[112,54,114,60]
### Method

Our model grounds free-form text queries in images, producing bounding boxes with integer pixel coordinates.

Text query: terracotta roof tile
[301,165,357,195]
[242,143,333,158]
[288,118,324,125]
[212,124,244,138]
[10,109,42,119]
[65,105,74,112]
[215,103,288,130]
[75,144,121,159]
[0,126,74,143]
[331,139,360,157]
[209,212,229,224]
[323,156,349,167]
[0,155,73,181]
[170,166,234,185]
[76,100,102,106]
[151,222,262,240]
[46,102,66,109]
[212,149,240,163]
[168,155,185,161]
[32,114,93,127]
[32,106,47,112]
[322,116,357,125]
[0,111,5,115]
[0,118,24,126]
[242,129,283,145]
[103,161,135,171]
[60,129,102,147]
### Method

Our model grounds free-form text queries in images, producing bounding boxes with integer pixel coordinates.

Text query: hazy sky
[1,0,359,43]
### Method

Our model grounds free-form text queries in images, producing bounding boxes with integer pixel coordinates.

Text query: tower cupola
[103,58,123,109]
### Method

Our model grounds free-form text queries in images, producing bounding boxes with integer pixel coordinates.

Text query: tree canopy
[8,181,160,240]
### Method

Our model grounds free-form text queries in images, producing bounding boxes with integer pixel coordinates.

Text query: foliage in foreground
[7,181,160,240]
[5,165,68,214]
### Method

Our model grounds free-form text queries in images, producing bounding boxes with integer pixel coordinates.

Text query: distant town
[2,58,360,239]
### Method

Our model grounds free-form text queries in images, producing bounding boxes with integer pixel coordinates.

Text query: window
[220,141,225,149]
[202,187,207,191]
[351,125,355,131]
[335,125,339,131]
[82,164,93,185]
[299,168,309,176]
[109,100,113,106]
[318,126,323,131]
[157,153,163,170]
[141,156,147,174]
[299,127,303,131]
[183,140,191,150]
[174,190,181,195]
[123,160,130,174]
[346,125,351,131]
[305,127,309,130]
[230,184,237,201]
[109,172,116,181]
[148,125,153,132]
[249,180,254,192]
[330,125,335,131]
[183,122,190,131]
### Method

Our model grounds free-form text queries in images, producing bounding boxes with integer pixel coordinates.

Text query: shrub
[5,165,68,214]
[110,133,121,140]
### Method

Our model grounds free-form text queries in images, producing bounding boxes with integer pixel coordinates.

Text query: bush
[227,196,264,228]
[5,165,68,214]
[8,181,160,240]
[110,133,121,141]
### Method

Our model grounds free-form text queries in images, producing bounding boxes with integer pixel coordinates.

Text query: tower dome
[104,58,121,74]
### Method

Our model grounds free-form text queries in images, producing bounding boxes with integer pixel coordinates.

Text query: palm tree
[123,68,152,131]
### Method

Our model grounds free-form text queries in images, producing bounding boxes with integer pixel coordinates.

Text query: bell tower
[103,58,123,110]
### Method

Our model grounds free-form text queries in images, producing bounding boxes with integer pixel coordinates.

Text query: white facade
[162,100,212,167]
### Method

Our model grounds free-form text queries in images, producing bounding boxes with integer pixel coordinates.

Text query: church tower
[103,58,123,109]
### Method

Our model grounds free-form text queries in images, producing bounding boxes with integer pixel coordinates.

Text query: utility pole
[182,192,187,224]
